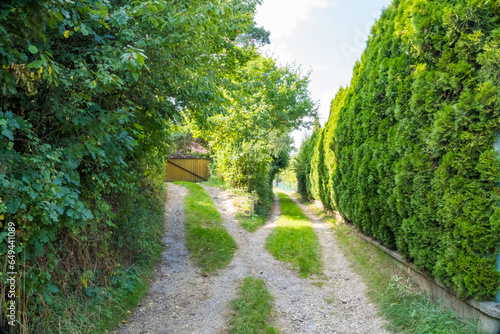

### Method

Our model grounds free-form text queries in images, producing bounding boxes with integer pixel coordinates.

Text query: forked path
[116,184,388,333]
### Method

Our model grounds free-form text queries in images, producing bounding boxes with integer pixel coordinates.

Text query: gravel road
[115,183,389,334]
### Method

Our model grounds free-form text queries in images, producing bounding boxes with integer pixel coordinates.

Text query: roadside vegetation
[203,176,268,232]
[265,192,321,278]
[29,182,167,333]
[308,204,484,334]
[175,182,236,274]
[229,276,277,334]
[236,213,267,232]
[202,176,228,189]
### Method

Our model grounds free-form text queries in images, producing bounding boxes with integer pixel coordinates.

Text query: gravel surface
[115,183,225,334]
[115,183,389,334]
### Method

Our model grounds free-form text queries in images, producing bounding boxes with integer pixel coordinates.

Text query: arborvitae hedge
[319,0,500,300]
[318,87,348,212]
[295,129,319,200]
[309,128,325,202]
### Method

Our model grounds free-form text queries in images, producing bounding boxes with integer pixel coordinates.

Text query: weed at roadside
[236,212,267,232]
[204,176,265,232]
[201,175,227,189]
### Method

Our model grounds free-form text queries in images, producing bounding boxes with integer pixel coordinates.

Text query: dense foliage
[175,182,236,274]
[0,0,274,331]
[190,55,317,213]
[318,87,347,211]
[307,0,500,300]
[294,118,320,199]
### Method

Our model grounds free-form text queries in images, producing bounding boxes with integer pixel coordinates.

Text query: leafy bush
[0,0,263,330]
[317,0,500,300]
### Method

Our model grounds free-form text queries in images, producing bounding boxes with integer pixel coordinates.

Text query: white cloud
[255,0,334,40]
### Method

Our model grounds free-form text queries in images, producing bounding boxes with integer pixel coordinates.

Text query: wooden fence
[165,158,209,182]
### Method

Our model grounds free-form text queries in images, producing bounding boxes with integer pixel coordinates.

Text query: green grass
[308,204,484,334]
[175,181,236,274]
[236,212,267,232]
[265,192,322,278]
[229,276,278,334]
[29,182,167,333]
[29,266,156,333]
[201,175,227,188]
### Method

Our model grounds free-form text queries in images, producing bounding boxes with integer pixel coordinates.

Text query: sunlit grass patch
[175,181,236,274]
[236,212,267,232]
[229,276,277,334]
[265,192,322,278]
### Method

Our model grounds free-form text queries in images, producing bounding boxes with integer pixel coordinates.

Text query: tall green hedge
[0,0,261,329]
[320,0,500,300]
[309,128,324,202]
[315,87,348,212]
[295,122,320,200]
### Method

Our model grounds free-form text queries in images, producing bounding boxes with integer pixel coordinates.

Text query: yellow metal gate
[165,158,209,182]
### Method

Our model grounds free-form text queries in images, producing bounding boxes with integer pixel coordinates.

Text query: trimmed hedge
[317,0,500,300]
[309,128,325,202]
[309,87,348,211]
[295,122,320,200]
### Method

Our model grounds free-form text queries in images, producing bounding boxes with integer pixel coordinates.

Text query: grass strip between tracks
[229,276,277,334]
[175,181,236,274]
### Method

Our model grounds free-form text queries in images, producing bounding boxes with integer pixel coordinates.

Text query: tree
[0,0,265,329]
[190,54,317,211]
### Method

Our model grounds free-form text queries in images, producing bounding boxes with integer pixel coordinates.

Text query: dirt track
[115,184,388,333]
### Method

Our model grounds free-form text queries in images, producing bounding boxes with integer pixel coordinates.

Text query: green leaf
[28,45,39,54]
[27,60,43,69]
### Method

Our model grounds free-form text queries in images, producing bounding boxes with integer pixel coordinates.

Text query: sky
[254,0,393,149]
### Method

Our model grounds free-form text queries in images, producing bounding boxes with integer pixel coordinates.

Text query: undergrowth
[28,181,167,334]
[229,276,277,334]
[175,181,236,274]
[265,192,321,278]
[308,204,485,334]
